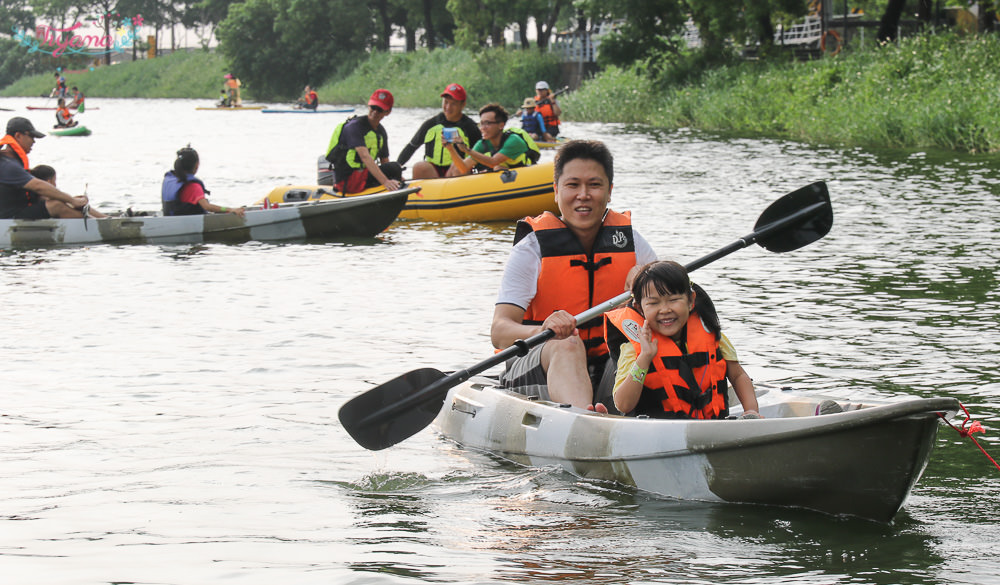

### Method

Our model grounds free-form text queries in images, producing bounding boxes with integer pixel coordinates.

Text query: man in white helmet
[533,81,562,137]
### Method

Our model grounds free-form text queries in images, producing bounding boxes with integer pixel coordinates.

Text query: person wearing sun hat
[396,82,482,179]
[533,80,562,137]
[325,89,403,194]
[518,97,553,142]
[0,116,101,219]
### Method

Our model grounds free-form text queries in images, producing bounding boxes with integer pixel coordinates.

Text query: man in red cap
[0,116,101,219]
[396,82,482,179]
[325,89,402,194]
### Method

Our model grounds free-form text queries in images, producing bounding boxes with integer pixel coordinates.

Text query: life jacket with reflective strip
[325,116,385,172]
[516,210,636,359]
[534,95,560,128]
[605,306,729,419]
[161,171,209,216]
[422,123,471,167]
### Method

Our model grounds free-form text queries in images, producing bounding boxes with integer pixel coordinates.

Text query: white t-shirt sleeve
[634,230,658,265]
[495,232,541,310]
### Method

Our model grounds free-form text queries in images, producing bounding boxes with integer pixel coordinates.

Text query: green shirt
[473,133,528,168]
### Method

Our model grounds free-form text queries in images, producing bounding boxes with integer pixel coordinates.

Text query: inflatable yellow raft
[263,161,557,222]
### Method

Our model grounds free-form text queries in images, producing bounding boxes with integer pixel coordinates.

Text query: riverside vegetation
[3,33,998,153]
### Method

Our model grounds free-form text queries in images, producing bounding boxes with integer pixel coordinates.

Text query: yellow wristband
[220,206,228,212]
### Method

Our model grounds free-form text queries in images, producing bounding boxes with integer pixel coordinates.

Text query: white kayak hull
[433,382,958,522]
[0,188,413,248]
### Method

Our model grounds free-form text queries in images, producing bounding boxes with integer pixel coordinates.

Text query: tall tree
[578,0,686,68]
[217,0,372,98]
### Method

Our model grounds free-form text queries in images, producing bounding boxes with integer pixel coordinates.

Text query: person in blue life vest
[445,103,540,175]
[325,89,402,194]
[0,117,102,219]
[604,261,761,419]
[490,140,658,413]
[396,83,482,179]
[161,146,245,217]
[518,97,553,142]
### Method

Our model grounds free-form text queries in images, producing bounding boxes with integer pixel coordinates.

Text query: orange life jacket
[516,210,636,359]
[534,94,560,128]
[0,135,30,169]
[605,306,729,419]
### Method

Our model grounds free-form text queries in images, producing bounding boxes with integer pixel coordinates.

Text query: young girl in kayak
[604,260,760,419]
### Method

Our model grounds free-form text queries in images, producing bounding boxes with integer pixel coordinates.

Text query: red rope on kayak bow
[939,402,1000,472]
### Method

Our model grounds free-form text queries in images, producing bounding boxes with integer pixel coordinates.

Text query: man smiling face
[553,156,612,243]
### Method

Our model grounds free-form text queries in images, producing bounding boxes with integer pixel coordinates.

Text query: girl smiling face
[638,282,695,342]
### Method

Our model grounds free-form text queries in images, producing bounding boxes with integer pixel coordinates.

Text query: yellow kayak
[262,162,557,222]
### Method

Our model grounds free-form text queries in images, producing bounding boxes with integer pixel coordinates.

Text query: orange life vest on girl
[605,306,729,419]
[515,210,637,359]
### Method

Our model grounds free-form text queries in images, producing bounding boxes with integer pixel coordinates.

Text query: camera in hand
[442,127,460,143]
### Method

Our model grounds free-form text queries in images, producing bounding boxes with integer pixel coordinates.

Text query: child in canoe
[604,260,761,419]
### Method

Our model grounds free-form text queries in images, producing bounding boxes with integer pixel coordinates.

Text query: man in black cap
[0,117,98,219]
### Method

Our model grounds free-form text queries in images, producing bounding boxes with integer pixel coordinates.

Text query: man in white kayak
[490,140,658,413]
[0,117,103,219]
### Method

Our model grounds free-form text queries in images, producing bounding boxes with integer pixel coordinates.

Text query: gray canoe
[433,382,959,522]
[0,187,416,248]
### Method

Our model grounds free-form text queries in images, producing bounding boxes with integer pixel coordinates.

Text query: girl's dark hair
[630,261,721,339]
[29,164,56,182]
[173,146,199,177]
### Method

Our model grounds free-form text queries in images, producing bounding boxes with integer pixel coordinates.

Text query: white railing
[774,15,823,45]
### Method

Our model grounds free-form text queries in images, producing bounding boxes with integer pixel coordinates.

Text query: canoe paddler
[324,89,402,194]
[446,103,540,176]
[0,117,102,219]
[395,82,481,179]
[54,98,77,128]
[161,145,245,217]
[490,140,658,413]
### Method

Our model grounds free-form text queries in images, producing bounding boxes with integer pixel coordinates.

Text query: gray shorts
[499,343,617,410]
[498,343,550,400]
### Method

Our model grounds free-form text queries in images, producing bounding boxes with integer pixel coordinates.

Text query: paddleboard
[27,106,99,111]
[261,108,354,114]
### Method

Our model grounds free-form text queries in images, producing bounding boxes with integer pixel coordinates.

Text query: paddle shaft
[352,196,829,430]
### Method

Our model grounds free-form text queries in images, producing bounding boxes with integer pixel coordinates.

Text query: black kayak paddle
[339,181,834,450]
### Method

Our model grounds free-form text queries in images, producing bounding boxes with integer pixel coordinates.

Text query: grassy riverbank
[4,34,998,153]
[0,51,236,100]
[566,32,1000,153]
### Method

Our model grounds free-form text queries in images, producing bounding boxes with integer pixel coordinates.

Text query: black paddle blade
[754,181,832,253]
[338,368,448,451]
